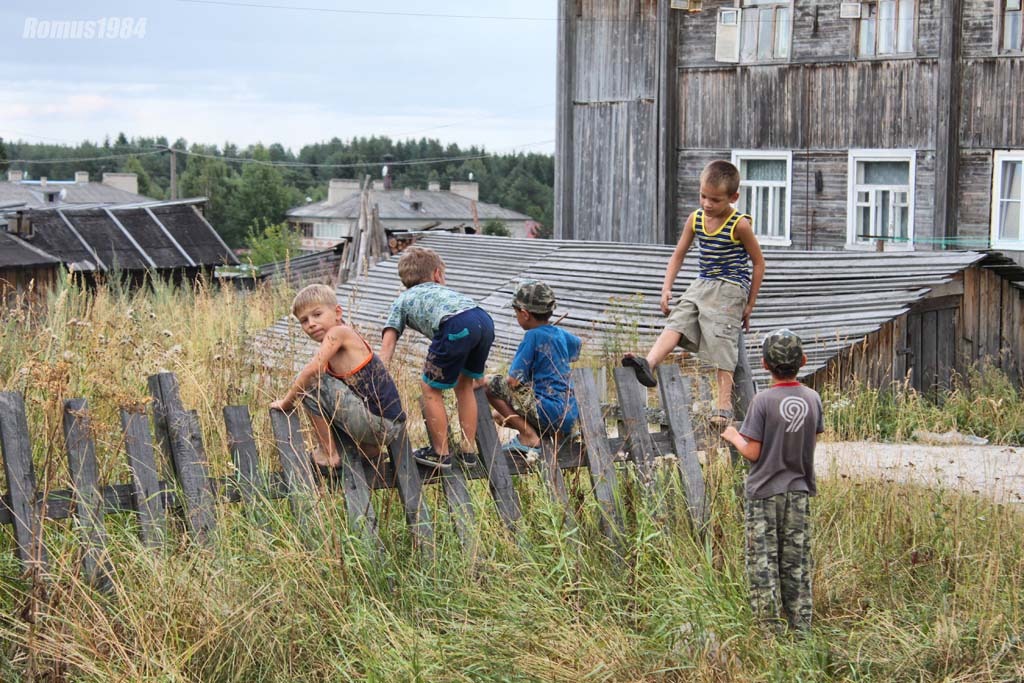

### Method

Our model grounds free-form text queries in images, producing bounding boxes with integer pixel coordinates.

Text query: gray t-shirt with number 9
[738,383,824,500]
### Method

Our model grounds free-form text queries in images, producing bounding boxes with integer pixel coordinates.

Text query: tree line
[2,134,554,247]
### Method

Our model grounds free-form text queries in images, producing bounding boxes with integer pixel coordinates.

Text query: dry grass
[0,277,1021,681]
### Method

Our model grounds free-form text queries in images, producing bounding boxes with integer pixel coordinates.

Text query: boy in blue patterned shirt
[484,280,581,457]
[380,246,494,469]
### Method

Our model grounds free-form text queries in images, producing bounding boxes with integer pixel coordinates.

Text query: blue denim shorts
[422,307,494,389]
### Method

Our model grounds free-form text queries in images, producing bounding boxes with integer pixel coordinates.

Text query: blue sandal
[501,436,541,457]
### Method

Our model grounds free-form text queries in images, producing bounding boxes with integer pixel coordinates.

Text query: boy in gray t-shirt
[722,329,823,633]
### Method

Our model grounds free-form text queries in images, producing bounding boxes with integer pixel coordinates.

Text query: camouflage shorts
[745,491,813,632]
[485,375,541,431]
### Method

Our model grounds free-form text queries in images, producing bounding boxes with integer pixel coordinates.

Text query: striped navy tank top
[693,209,752,290]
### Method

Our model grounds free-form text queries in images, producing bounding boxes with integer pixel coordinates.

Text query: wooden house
[287,180,534,252]
[554,0,1024,266]
[257,233,1024,393]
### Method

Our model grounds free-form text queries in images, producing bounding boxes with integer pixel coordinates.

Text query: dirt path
[818,441,1024,504]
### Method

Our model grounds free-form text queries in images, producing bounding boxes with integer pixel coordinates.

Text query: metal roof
[256,233,1003,386]
[9,201,239,271]
[0,231,62,269]
[286,188,532,222]
[0,180,152,209]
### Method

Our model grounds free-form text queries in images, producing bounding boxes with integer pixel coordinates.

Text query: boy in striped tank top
[624,160,765,425]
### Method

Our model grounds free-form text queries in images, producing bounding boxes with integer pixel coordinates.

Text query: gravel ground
[818,441,1024,504]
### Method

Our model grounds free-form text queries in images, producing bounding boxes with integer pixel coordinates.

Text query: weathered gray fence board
[120,407,167,547]
[473,387,522,532]
[335,431,382,548]
[571,368,623,544]
[415,396,477,552]
[613,367,659,486]
[385,422,434,554]
[538,437,577,533]
[655,366,707,530]
[0,391,49,569]
[62,399,113,590]
[223,406,265,506]
[147,374,216,542]
[268,408,318,528]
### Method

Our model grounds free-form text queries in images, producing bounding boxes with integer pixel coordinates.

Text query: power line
[176,0,557,22]
[4,150,166,164]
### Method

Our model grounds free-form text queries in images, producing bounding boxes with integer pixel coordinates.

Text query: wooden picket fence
[0,365,713,588]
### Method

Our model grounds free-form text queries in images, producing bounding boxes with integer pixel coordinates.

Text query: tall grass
[0,278,1021,681]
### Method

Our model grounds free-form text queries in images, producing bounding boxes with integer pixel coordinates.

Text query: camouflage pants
[745,491,813,632]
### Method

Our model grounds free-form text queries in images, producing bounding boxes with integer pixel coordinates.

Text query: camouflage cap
[762,328,804,374]
[512,280,556,314]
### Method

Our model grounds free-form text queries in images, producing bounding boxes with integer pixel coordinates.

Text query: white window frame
[857,0,918,58]
[991,150,1024,249]
[846,149,916,251]
[732,149,793,246]
[314,221,346,240]
[998,0,1024,54]
[739,1,793,63]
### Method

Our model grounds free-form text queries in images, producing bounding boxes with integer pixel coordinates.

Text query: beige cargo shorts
[664,278,746,371]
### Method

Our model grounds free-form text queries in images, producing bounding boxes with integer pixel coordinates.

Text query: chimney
[449,181,479,201]
[428,181,441,192]
[7,170,24,182]
[327,178,360,203]
[403,187,412,198]
[102,172,139,195]
[75,171,89,183]
[40,176,47,190]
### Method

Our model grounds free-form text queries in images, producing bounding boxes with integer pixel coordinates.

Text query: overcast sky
[1,0,557,155]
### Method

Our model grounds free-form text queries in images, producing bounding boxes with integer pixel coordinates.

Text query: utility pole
[169,148,178,200]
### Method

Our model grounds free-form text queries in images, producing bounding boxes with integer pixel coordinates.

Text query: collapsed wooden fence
[0,365,716,588]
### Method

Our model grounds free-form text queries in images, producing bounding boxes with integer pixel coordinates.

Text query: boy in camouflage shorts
[722,329,823,633]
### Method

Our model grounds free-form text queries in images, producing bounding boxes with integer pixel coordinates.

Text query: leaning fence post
[224,405,271,530]
[656,365,708,531]
[120,406,167,547]
[473,387,522,532]
[385,421,434,557]
[147,373,216,544]
[62,399,114,590]
[0,392,49,571]
[571,368,624,545]
[538,436,577,533]
[268,407,318,528]
[613,368,659,486]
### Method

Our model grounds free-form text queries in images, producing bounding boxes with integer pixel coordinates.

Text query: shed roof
[287,188,532,223]
[12,200,238,272]
[258,233,1017,385]
[0,231,62,269]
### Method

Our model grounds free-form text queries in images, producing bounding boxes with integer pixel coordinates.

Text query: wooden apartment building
[555,0,1024,264]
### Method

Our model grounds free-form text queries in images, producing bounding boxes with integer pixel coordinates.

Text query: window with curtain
[992,152,1023,246]
[739,1,792,62]
[858,0,916,57]
[733,152,791,243]
[1003,0,1023,52]
[847,151,915,249]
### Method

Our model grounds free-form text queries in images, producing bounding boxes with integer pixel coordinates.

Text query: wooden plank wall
[557,0,666,244]
[665,0,1022,256]
[810,265,1024,391]
[0,266,59,307]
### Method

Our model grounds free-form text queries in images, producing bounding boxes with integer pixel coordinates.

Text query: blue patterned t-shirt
[384,282,478,339]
